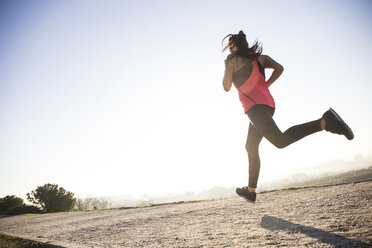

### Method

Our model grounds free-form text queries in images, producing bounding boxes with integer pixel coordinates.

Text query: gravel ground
[0,181,371,248]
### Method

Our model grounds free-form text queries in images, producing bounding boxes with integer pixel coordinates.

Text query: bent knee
[245,144,259,154]
[265,134,289,149]
[272,140,288,149]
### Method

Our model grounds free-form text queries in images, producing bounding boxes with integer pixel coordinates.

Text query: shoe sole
[329,108,354,140]
[236,190,256,203]
[239,195,256,203]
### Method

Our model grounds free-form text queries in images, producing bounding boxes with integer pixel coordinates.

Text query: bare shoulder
[257,54,267,65]
[259,54,283,70]
[225,53,234,62]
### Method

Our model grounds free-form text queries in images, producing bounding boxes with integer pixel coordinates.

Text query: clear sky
[1,0,371,199]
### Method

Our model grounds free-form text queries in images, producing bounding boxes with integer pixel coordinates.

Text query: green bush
[27,183,76,213]
[0,195,24,212]
[8,205,42,215]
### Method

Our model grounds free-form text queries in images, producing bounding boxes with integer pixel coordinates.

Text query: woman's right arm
[260,55,284,87]
[222,60,233,92]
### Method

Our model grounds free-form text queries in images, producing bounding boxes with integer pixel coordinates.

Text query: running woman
[222,31,354,203]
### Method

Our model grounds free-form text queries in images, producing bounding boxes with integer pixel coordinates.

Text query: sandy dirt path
[0,181,371,248]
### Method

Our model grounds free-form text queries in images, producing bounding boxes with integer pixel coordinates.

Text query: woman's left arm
[222,60,233,92]
[259,55,284,87]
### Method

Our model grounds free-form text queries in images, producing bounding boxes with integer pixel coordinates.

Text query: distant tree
[27,183,76,213]
[0,195,24,212]
[75,197,111,211]
[76,198,85,211]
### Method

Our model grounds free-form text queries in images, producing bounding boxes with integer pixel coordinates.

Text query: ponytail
[222,30,262,60]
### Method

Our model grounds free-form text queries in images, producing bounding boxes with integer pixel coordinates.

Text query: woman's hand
[222,60,233,91]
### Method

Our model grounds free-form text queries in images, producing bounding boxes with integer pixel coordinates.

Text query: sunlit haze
[1,0,371,200]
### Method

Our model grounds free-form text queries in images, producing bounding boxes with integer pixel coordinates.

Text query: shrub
[8,205,42,215]
[0,195,24,212]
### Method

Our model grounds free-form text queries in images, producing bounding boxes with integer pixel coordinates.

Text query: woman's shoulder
[225,53,235,62]
[257,54,267,65]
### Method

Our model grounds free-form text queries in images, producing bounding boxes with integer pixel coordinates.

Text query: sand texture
[0,181,371,248]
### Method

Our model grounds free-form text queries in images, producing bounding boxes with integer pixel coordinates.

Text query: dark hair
[222,30,262,60]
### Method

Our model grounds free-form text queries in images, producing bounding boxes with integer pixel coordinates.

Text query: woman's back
[224,53,274,113]
[226,55,266,88]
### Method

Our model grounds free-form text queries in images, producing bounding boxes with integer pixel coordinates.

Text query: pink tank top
[233,60,275,113]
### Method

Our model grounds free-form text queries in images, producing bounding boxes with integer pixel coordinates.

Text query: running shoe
[322,108,354,140]
[236,186,256,203]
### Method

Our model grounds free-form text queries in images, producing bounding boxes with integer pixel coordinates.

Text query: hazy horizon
[17,154,372,207]
[72,155,372,210]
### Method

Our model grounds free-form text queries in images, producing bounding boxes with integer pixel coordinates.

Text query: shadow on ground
[261,215,370,247]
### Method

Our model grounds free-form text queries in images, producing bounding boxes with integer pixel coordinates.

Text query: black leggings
[246,104,322,188]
